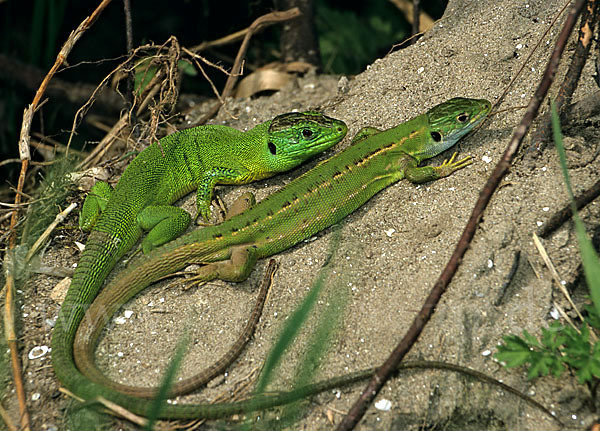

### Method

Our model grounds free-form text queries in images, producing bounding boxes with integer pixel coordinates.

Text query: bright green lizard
[49,110,345,403]
[53,97,491,419]
[70,109,346,309]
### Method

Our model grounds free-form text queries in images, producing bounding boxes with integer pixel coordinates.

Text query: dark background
[0,0,448,186]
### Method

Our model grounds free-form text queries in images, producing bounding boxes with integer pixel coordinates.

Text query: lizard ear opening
[430,131,442,142]
[268,142,277,155]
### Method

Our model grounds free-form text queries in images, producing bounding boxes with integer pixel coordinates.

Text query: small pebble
[375,399,392,411]
[114,316,127,325]
[28,345,49,360]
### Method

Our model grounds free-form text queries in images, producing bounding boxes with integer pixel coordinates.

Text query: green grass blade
[279,272,348,426]
[253,260,327,396]
[249,225,344,421]
[551,100,600,316]
[144,331,189,430]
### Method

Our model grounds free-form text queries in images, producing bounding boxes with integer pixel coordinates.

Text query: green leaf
[562,324,600,384]
[495,334,534,367]
[134,57,158,95]
[584,304,600,330]
[540,322,567,350]
[495,328,566,379]
[315,0,408,74]
[527,350,564,379]
[178,60,197,76]
[521,329,542,348]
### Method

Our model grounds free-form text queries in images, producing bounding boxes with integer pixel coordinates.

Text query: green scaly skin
[50,111,345,409]
[54,98,490,419]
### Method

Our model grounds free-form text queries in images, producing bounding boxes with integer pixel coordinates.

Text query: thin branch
[336,1,588,428]
[529,0,599,154]
[24,202,77,263]
[194,7,301,125]
[73,37,181,170]
[0,401,17,431]
[223,8,300,99]
[3,2,114,430]
[489,1,571,121]
[0,53,123,114]
[412,0,421,42]
[182,47,229,107]
[122,0,138,131]
[539,176,600,238]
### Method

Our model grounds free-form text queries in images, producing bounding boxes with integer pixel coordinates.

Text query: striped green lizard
[68,110,346,325]
[53,97,491,419]
[50,110,345,403]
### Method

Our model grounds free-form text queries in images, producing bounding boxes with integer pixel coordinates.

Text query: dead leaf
[50,277,71,305]
[235,69,295,98]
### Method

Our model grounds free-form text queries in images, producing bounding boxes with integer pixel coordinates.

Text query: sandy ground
[8,0,600,429]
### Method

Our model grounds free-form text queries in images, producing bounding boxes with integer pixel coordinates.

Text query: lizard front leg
[404,152,472,183]
[224,192,256,220]
[195,167,250,223]
[186,192,258,286]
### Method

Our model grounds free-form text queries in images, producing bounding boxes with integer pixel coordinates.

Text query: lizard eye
[268,142,277,155]
[430,131,442,142]
[302,129,313,139]
[457,113,469,123]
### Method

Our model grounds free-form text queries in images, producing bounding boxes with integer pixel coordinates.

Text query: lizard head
[412,97,491,161]
[265,111,347,171]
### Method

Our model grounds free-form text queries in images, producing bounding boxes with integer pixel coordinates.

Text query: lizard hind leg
[225,192,256,220]
[79,181,113,231]
[137,205,192,254]
[184,245,260,289]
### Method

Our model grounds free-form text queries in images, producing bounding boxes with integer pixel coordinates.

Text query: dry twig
[3,2,114,430]
[529,0,599,154]
[337,1,589,428]
[194,8,301,125]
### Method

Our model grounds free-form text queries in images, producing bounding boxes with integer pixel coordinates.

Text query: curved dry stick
[539,177,600,238]
[3,2,113,430]
[74,259,277,398]
[529,0,599,154]
[221,8,300,99]
[489,1,571,120]
[195,7,301,125]
[337,1,589,429]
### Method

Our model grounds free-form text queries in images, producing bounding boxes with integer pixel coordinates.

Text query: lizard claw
[194,205,212,226]
[435,152,473,178]
[182,275,208,291]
